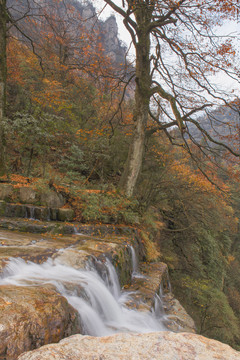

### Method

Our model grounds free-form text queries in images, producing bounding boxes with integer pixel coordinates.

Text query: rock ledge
[18,332,240,360]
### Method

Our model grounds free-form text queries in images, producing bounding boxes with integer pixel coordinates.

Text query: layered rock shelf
[0,223,198,360]
[0,182,75,222]
[0,202,74,222]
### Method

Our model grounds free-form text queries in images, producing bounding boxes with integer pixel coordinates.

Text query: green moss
[0,200,6,216]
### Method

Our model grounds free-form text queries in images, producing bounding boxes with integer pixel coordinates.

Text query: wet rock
[164,294,196,333]
[0,285,81,360]
[17,332,240,360]
[5,204,27,218]
[33,206,50,221]
[53,249,92,269]
[125,262,196,333]
[0,217,76,234]
[0,201,6,216]
[126,262,168,311]
[50,208,58,221]
[0,230,78,271]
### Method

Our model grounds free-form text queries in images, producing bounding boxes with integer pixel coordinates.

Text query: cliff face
[73,1,127,64]
[7,0,128,66]
[101,16,126,64]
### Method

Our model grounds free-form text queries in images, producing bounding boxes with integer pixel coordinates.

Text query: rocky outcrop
[0,184,13,201]
[125,262,196,333]
[164,294,196,333]
[77,2,126,65]
[40,191,65,208]
[101,16,126,64]
[0,225,198,359]
[19,187,37,204]
[0,227,135,284]
[0,285,80,360]
[18,332,240,360]
[0,183,73,221]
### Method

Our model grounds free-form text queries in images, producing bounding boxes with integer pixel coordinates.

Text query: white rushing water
[129,245,139,275]
[129,245,146,279]
[0,256,167,336]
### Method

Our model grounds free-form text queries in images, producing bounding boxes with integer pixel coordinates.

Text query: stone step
[0,201,75,222]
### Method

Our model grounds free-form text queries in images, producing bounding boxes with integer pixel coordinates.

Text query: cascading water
[129,245,145,279]
[0,256,167,336]
[129,245,138,276]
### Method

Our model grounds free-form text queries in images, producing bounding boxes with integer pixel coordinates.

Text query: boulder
[19,187,37,204]
[58,208,75,222]
[0,285,81,360]
[0,184,13,200]
[40,191,65,208]
[17,332,240,360]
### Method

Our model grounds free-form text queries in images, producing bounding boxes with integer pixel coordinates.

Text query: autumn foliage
[2,0,240,350]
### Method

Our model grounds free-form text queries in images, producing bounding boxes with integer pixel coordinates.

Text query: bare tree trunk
[0,0,7,175]
[119,27,151,197]
[119,96,148,197]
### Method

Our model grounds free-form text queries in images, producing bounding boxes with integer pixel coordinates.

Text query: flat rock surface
[18,332,240,360]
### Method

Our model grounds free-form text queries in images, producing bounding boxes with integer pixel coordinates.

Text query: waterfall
[97,257,121,299]
[0,256,167,336]
[129,245,138,275]
[129,245,145,278]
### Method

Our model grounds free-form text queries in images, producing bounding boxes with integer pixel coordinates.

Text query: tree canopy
[103,0,239,196]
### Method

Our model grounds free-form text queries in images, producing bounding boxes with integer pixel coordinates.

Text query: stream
[0,253,167,337]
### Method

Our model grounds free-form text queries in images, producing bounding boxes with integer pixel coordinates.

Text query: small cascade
[47,208,51,222]
[129,245,138,274]
[153,293,165,318]
[73,226,84,235]
[129,245,144,278]
[25,206,35,220]
[159,272,172,296]
[103,257,121,299]
[0,257,167,336]
[167,271,172,293]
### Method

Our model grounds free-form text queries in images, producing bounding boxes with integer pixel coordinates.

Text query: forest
[0,0,240,351]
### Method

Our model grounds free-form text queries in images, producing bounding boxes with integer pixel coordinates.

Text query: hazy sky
[93,0,239,95]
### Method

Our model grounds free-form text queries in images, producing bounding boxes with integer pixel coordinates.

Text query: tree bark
[0,0,7,175]
[119,11,151,197]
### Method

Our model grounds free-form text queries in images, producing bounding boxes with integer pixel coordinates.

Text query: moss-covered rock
[40,191,65,208]
[58,208,74,222]
[19,187,38,204]
[0,184,13,200]
[5,204,27,218]
[0,200,6,216]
